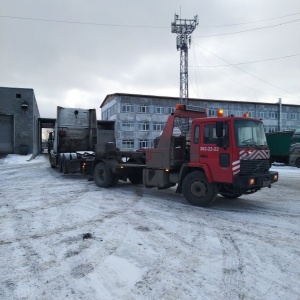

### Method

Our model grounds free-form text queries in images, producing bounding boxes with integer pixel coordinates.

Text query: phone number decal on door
[200,147,220,151]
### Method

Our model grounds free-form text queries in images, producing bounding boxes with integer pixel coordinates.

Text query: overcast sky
[0,0,299,118]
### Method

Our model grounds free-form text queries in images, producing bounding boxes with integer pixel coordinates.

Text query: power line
[190,54,300,67]
[1,12,300,32]
[0,15,169,29]
[198,12,300,28]
[194,18,300,38]
[192,41,300,97]
[191,44,282,97]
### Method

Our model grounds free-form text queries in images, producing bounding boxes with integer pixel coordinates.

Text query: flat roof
[100,92,299,108]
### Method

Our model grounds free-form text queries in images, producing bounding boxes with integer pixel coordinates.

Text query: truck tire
[62,153,71,174]
[111,175,119,186]
[94,162,113,188]
[128,171,143,185]
[182,171,217,207]
[296,158,300,168]
[127,159,143,184]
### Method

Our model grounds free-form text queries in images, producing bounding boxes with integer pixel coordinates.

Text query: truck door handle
[200,155,208,158]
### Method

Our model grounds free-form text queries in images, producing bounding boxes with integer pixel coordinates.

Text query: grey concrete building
[100,93,300,150]
[0,87,40,155]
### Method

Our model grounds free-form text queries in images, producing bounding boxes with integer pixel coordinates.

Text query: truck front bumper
[233,171,279,191]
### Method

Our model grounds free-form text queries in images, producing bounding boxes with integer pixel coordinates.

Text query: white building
[101,93,300,150]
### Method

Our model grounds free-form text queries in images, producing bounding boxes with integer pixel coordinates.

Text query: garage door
[0,114,14,154]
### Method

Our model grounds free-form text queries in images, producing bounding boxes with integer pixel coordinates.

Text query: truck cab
[144,105,278,206]
[189,114,275,197]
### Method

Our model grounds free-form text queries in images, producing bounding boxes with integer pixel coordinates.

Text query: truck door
[200,121,232,183]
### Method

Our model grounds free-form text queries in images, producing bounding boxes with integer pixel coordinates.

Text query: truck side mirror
[49,132,53,140]
[216,121,223,138]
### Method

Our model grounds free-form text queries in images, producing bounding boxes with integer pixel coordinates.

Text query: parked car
[289,143,300,168]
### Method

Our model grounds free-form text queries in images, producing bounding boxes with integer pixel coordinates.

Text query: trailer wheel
[70,152,78,160]
[62,153,71,174]
[49,155,56,168]
[182,172,217,207]
[93,162,113,188]
[58,153,64,172]
[296,158,300,168]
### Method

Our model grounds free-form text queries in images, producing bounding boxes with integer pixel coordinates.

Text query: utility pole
[171,13,198,105]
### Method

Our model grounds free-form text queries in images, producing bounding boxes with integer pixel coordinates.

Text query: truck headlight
[274,174,278,181]
[249,178,255,185]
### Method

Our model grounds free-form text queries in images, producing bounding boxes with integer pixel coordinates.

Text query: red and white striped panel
[231,150,270,175]
[232,160,240,175]
[239,150,270,160]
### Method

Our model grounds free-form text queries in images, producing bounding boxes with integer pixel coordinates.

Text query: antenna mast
[171,14,198,105]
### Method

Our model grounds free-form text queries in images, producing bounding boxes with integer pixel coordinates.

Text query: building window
[153,122,165,131]
[258,111,264,119]
[102,110,108,120]
[155,106,164,114]
[107,104,117,118]
[167,107,175,114]
[138,122,150,131]
[248,111,255,118]
[122,140,134,150]
[268,127,277,132]
[139,139,150,149]
[139,105,149,113]
[269,112,278,119]
[208,109,216,117]
[281,113,287,119]
[290,113,297,120]
[122,122,134,131]
[122,103,134,113]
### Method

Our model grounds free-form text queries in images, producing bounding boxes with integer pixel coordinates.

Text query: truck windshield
[234,119,267,147]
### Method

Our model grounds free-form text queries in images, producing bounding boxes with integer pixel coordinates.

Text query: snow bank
[1,154,45,165]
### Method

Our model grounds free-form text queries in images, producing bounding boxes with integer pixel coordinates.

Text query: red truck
[92,104,278,207]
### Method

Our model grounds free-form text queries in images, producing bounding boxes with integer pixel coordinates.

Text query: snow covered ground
[0,154,299,300]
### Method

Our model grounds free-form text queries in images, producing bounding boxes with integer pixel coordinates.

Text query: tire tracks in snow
[98,199,246,300]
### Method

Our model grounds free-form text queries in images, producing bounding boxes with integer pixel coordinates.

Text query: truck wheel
[296,158,300,168]
[111,175,119,186]
[128,171,143,185]
[93,162,113,187]
[182,172,217,207]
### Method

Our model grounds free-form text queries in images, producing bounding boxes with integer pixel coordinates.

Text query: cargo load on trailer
[92,104,278,207]
[49,106,97,174]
